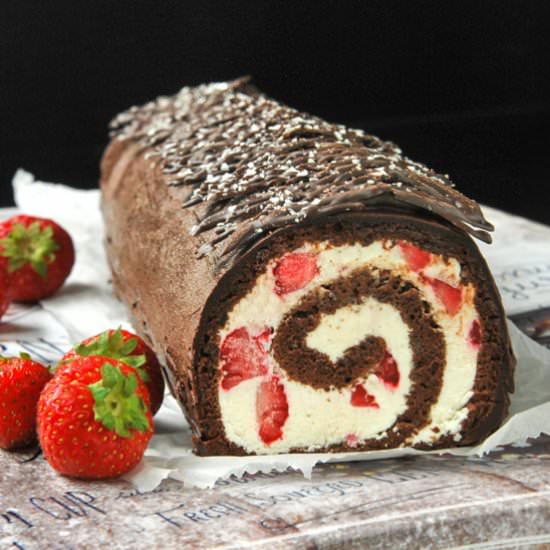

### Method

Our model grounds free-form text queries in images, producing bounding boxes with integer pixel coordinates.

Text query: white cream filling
[306,298,410,365]
[218,240,480,453]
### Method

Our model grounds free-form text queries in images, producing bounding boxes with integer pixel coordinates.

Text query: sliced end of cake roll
[192,211,513,455]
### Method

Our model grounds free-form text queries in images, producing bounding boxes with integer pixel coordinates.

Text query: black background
[1,1,550,224]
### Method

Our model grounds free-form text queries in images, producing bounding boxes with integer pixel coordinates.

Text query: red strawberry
[220,327,268,391]
[0,262,13,320]
[345,433,359,448]
[61,328,165,416]
[256,375,288,445]
[423,275,463,316]
[399,241,431,272]
[273,252,319,296]
[0,353,52,449]
[376,350,400,389]
[468,319,482,349]
[254,327,273,346]
[37,356,153,479]
[350,384,379,408]
[0,215,75,302]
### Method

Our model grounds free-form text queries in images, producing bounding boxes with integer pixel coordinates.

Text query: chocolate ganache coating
[109,77,494,266]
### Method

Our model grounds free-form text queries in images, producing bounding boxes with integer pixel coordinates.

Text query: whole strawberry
[37,356,153,479]
[0,353,52,449]
[62,328,165,415]
[0,215,75,302]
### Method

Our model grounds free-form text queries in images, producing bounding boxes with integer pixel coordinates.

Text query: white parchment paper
[6,169,550,489]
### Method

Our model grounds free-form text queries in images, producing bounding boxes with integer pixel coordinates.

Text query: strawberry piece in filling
[376,350,400,389]
[256,375,289,445]
[423,275,463,316]
[345,433,359,448]
[254,327,273,348]
[350,384,379,408]
[220,327,268,391]
[273,252,319,296]
[468,319,482,349]
[399,242,431,272]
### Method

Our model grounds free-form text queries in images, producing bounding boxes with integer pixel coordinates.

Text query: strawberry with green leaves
[62,328,165,415]
[37,356,153,479]
[0,353,52,449]
[0,215,75,302]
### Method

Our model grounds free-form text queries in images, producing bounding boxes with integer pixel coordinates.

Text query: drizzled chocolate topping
[110,77,494,259]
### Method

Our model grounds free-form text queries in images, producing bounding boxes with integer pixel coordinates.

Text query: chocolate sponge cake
[101,78,515,455]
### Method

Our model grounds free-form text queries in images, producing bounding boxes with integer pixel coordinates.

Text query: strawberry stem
[88,363,150,438]
[75,328,149,382]
[0,222,60,278]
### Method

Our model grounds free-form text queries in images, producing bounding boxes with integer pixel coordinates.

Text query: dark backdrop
[1,1,550,223]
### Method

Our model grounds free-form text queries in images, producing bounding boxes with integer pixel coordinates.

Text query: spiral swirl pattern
[217,238,481,454]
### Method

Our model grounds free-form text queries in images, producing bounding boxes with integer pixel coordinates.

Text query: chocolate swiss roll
[101,78,515,456]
